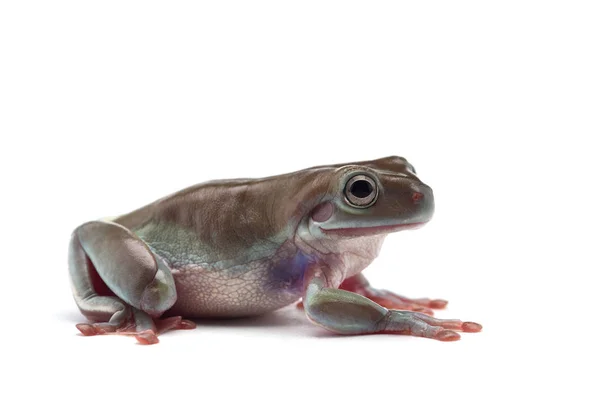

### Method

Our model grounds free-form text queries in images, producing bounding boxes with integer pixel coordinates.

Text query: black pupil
[350,180,373,198]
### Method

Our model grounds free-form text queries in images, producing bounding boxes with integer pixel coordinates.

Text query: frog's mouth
[319,222,425,237]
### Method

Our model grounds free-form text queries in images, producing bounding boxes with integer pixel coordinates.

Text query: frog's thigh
[68,221,177,321]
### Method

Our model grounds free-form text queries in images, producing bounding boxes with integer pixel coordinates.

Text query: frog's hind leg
[68,221,195,344]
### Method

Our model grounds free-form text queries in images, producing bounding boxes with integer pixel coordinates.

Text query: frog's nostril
[412,192,424,204]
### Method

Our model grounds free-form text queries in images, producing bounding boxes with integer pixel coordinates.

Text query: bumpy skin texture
[69,156,482,344]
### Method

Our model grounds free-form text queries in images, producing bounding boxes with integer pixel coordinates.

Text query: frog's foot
[77,311,196,345]
[339,274,447,316]
[381,312,482,341]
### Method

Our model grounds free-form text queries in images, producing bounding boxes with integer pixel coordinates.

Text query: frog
[68,156,482,344]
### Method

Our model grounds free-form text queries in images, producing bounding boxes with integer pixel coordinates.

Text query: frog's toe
[338,275,447,315]
[75,311,196,345]
[379,311,483,341]
[76,320,159,344]
[357,293,437,315]
[409,298,448,309]
[132,316,196,345]
[155,316,196,334]
[411,313,483,333]
[76,322,117,336]
[135,330,159,345]
[378,291,448,311]
[384,301,435,316]
[434,329,461,341]
[395,312,483,341]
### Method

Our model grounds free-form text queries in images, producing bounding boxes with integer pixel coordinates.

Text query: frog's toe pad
[135,330,159,345]
[462,322,483,332]
[434,330,461,341]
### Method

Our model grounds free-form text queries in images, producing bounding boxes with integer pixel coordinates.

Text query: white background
[1,1,599,399]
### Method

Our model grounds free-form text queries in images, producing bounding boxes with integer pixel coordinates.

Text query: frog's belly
[165,259,306,318]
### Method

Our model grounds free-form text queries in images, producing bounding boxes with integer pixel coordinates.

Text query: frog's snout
[409,183,434,222]
[412,184,433,204]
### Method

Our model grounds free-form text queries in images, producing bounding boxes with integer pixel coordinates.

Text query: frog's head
[308,156,434,237]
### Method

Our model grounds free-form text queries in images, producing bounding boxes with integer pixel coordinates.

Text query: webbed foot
[380,311,482,341]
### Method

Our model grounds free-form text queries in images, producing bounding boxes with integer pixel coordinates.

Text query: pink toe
[435,330,461,341]
[178,320,197,330]
[462,322,482,332]
[76,324,96,336]
[429,299,448,309]
[136,330,159,345]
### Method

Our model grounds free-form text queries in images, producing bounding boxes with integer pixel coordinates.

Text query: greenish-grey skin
[69,156,482,344]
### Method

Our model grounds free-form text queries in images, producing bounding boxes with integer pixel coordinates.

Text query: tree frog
[69,156,481,344]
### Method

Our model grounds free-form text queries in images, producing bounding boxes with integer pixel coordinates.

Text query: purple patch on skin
[311,202,333,222]
[267,251,314,294]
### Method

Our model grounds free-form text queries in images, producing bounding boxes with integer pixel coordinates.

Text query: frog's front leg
[303,275,481,341]
[339,273,448,316]
[68,221,195,344]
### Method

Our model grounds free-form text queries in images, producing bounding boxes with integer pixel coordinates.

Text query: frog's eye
[344,174,378,208]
